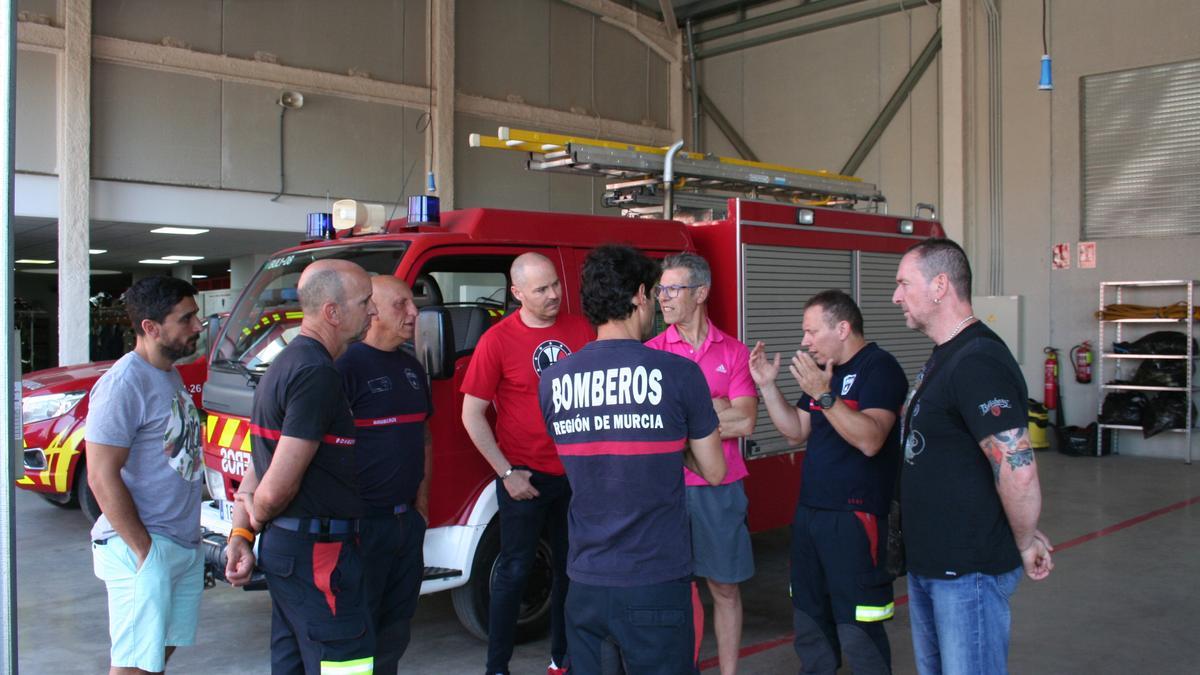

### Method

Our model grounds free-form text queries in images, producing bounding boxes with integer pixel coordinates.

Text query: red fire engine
[199,129,941,640]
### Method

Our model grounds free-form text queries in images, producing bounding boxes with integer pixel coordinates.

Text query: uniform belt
[270,516,359,536]
[363,503,410,518]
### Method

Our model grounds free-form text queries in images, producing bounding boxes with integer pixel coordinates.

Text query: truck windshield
[211,242,409,373]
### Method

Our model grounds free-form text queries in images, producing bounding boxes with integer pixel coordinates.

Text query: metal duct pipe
[662,139,685,220]
[686,19,701,152]
[983,0,1004,295]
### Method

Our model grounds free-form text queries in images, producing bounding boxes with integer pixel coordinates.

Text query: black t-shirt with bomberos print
[250,335,363,519]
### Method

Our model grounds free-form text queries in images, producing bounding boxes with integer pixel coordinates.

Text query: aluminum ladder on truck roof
[469,127,885,218]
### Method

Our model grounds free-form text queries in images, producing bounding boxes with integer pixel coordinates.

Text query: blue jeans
[487,470,570,673]
[907,568,1022,675]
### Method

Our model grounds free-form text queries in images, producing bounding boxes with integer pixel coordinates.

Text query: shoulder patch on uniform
[840,373,857,395]
[404,368,421,390]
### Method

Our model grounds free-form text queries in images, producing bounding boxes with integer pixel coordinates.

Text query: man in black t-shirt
[750,290,907,675]
[336,276,432,672]
[224,258,379,674]
[892,238,1053,675]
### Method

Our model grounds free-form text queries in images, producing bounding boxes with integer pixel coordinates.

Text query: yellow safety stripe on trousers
[319,656,374,674]
[855,602,895,622]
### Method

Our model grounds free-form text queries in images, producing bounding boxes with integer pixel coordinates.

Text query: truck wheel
[77,462,103,524]
[450,522,554,643]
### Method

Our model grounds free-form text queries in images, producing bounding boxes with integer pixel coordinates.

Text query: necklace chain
[946,314,976,342]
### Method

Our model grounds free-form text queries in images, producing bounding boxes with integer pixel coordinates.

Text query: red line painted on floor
[1052,494,1200,552]
[699,494,1200,671]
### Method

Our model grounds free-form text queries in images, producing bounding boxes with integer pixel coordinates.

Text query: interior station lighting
[165,255,205,261]
[15,259,55,264]
[139,259,177,265]
[150,227,209,235]
[89,249,107,255]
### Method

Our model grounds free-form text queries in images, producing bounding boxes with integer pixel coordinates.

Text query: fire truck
[199,128,942,640]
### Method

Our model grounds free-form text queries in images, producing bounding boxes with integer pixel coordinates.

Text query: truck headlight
[21,391,87,425]
[204,465,227,501]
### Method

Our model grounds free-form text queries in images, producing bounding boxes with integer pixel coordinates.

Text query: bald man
[335,276,432,672]
[461,252,594,675]
[224,258,379,674]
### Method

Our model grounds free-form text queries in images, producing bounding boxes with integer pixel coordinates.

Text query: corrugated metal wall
[742,245,926,458]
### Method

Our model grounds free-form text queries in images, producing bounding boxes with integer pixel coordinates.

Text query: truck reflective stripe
[51,427,86,492]
[240,428,252,452]
[205,414,218,443]
[218,419,240,448]
[855,602,895,622]
[319,657,373,674]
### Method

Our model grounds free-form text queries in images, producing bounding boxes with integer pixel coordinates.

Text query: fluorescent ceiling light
[89,249,107,255]
[139,259,177,265]
[150,227,209,235]
[192,274,208,279]
[165,255,205,261]
[20,268,122,276]
[16,259,54,264]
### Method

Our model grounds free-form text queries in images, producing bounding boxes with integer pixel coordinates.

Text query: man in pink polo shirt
[646,252,758,675]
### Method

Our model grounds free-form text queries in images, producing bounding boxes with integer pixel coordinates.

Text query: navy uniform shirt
[539,339,719,587]
[250,335,362,519]
[336,342,432,508]
[795,342,908,516]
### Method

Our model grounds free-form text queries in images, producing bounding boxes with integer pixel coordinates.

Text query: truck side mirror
[416,307,456,379]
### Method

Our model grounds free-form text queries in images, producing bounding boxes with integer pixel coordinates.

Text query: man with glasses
[646,252,758,675]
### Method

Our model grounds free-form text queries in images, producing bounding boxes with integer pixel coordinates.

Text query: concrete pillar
[430,0,454,209]
[57,0,91,366]
[939,0,971,244]
[229,253,269,295]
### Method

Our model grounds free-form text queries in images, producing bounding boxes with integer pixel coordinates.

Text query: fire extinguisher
[1043,347,1059,410]
[1070,341,1094,384]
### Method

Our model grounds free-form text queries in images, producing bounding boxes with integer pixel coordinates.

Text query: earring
[934,298,941,304]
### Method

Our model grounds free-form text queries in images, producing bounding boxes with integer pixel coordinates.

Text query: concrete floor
[15,449,1200,674]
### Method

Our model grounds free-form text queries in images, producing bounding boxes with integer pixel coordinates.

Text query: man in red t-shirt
[461,252,594,675]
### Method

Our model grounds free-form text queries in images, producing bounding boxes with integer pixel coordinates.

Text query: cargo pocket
[626,607,686,627]
[854,569,895,623]
[308,613,373,674]
[257,550,302,604]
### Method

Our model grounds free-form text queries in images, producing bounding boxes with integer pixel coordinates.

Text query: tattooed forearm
[980,428,1035,483]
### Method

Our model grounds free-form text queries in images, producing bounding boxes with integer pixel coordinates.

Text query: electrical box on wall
[975,295,1023,363]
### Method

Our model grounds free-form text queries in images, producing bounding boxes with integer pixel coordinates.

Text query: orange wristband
[231,527,256,545]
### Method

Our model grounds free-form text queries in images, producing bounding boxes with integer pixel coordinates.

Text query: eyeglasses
[654,284,700,299]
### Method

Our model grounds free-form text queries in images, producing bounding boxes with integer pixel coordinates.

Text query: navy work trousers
[361,508,426,673]
[486,469,570,673]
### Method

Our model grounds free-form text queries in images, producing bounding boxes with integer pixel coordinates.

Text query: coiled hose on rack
[1095,302,1200,321]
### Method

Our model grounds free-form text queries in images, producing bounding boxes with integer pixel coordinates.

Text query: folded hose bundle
[1096,302,1200,321]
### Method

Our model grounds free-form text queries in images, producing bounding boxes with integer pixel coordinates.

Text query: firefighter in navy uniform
[224,259,378,675]
[336,276,433,673]
[750,290,908,675]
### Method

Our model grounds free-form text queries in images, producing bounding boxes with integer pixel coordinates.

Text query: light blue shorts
[92,533,204,671]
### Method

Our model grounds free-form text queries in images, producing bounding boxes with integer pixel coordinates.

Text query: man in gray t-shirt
[86,276,205,674]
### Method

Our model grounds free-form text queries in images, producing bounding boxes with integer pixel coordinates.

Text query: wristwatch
[499,467,514,480]
[817,391,837,410]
